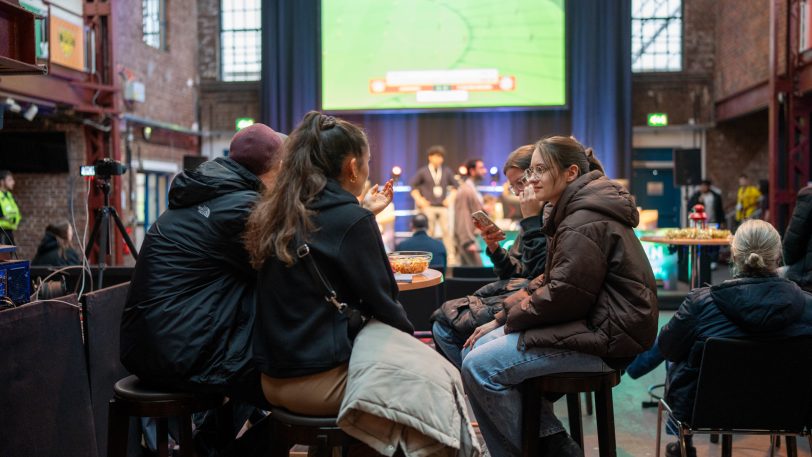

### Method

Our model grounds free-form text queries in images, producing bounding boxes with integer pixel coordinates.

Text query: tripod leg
[109,208,139,260]
[85,210,105,259]
[96,209,110,289]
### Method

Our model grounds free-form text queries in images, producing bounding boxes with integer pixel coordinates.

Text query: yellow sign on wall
[49,9,85,71]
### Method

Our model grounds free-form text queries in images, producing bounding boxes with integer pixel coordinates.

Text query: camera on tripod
[80,158,128,178]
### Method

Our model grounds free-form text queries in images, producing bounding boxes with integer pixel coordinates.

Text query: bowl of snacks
[388,251,433,275]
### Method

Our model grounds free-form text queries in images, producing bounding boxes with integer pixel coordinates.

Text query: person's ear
[565,164,580,182]
[345,156,359,182]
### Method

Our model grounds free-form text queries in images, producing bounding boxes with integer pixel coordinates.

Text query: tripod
[85,177,138,289]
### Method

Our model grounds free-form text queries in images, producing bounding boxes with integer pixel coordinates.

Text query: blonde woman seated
[657,219,812,457]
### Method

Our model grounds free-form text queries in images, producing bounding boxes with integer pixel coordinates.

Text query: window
[632,0,682,72]
[221,0,261,81]
[142,0,167,50]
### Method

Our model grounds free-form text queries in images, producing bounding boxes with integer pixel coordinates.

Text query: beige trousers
[261,363,349,416]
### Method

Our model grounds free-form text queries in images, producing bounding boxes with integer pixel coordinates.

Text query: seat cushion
[113,375,221,406]
[270,406,339,428]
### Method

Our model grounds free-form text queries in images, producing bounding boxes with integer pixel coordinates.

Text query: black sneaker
[539,431,583,457]
[665,441,697,457]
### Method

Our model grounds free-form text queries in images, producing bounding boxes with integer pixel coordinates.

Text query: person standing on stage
[0,170,21,246]
[454,158,488,266]
[410,145,458,261]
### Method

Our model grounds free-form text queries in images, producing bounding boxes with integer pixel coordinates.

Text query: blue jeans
[460,326,611,457]
[432,320,466,368]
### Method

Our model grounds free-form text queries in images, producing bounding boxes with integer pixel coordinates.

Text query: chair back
[83,282,132,457]
[444,277,496,301]
[451,266,497,279]
[690,336,812,432]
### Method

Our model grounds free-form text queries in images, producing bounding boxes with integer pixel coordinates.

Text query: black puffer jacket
[121,158,261,387]
[784,185,812,292]
[253,179,413,378]
[659,276,812,421]
[486,215,547,280]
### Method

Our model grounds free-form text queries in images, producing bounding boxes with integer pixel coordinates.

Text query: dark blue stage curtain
[261,0,630,182]
[570,0,632,179]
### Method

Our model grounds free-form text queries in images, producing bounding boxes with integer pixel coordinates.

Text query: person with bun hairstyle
[245,111,413,416]
[459,136,658,457]
[657,218,812,457]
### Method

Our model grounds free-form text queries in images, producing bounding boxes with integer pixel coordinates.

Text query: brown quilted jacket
[503,171,658,362]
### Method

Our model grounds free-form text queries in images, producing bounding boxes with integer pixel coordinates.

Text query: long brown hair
[245,111,368,268]
[534,136,604,183]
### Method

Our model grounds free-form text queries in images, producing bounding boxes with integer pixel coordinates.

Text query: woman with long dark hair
[244,111,413,416]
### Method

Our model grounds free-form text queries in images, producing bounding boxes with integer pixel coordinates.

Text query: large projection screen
[321,0,566,112]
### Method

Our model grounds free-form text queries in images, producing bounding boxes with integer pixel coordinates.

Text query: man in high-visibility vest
[0,170,21,245]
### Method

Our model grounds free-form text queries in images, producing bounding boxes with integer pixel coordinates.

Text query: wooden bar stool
[106,375,224,457]
[269,407,361,457]
[521,370,621,457]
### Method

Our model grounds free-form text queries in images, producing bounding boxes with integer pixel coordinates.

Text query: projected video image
[321,0,566,111]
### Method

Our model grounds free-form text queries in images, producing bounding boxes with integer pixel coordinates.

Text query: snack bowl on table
[388,251,432,275]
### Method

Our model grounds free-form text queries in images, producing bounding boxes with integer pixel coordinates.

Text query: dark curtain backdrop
[261,0,630,182]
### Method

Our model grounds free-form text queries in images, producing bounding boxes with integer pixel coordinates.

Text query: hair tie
[320,115,337,131]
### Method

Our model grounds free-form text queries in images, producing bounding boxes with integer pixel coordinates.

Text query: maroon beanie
[228,123,285,176]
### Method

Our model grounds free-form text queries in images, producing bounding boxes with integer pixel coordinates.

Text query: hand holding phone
[472,211,505,252]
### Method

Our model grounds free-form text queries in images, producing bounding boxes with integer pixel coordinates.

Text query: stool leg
[594,387,617,457]
[178,413,194,457]
[786,436,798,457]
[721,434,732,457]
[521,382,541,457]
[106,399,130,457]
[270,420,291,457]
[566,393,584,449]
[156,418,170,457]
[585,391,593,415]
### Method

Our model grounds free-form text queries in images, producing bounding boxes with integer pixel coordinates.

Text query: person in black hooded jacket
[120,123,285,455]
[783,184,812,292]
[658,219,812,457]
[31,220,80,266]
[245,111,413,417]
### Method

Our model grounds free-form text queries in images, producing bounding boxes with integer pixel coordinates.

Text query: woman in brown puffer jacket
[459,136,658,457]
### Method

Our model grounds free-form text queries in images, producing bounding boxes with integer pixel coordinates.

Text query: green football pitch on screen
[321,0,566,111]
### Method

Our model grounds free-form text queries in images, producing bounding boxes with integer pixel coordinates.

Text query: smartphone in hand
[471,210,497,228]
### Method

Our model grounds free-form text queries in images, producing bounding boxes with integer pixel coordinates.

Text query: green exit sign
[236,117,255,131]
[647,113,668,127]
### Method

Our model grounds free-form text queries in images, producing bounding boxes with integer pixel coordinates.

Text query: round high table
[396,268,443,291]
[640,236,731,289]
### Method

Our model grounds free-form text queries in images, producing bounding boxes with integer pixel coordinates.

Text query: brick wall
[705,110,770,216]
[715,0,773,100]
[10,125,88,260]
[113,0,199,130]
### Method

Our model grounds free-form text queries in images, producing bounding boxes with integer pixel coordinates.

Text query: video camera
[80,158,128,178]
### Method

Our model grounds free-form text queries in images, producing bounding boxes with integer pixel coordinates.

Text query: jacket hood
[168,157,263,209]
[546,171,638,234]
[308,179,363,211]
[35,232,59,254]
[711,276,806,333]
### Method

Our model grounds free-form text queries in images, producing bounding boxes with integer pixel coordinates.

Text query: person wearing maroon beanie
[121,123,285,455]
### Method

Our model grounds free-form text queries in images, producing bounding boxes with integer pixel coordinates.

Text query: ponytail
[245,111,368,267]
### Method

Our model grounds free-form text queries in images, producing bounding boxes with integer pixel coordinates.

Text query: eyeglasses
[508,176,528,196]
[523,164,550,182]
